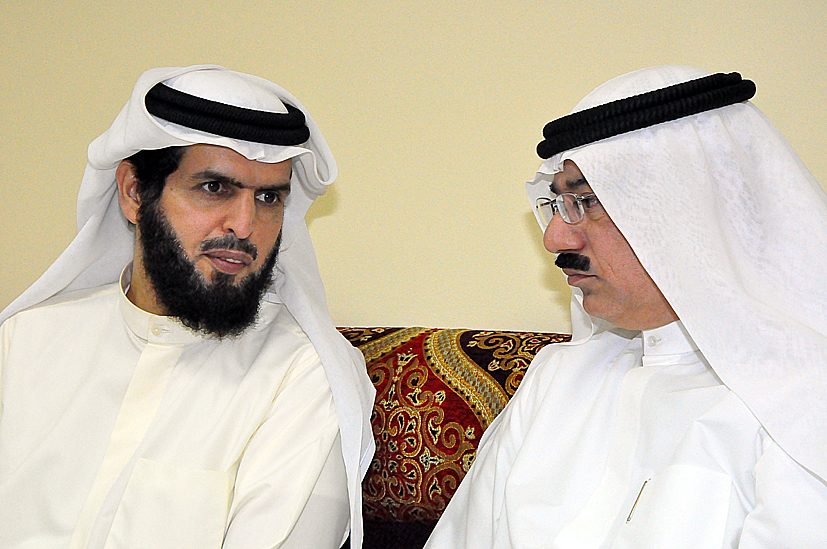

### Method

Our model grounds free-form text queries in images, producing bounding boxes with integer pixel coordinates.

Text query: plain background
[2,1,826,333]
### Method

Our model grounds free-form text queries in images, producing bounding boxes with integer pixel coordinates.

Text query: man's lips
[562,269,595,285]
[202,250,253,274]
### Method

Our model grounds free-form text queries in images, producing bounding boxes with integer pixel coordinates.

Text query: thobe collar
[640,320,698,357]
[118,263,206,345]
[118,263,281,344]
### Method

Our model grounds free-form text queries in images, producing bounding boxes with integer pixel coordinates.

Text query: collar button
[646,336,661,347]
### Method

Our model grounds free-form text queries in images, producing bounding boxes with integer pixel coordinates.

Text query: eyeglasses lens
[560,194,582,224]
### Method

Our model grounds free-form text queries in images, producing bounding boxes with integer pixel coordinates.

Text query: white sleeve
[424,351,544,549]
[222,349,348,549]
[738,438,827,548]
[280,432,349,549]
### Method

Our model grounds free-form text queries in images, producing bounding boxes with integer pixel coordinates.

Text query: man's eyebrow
[550,177,589,195]
[193,169,291,192]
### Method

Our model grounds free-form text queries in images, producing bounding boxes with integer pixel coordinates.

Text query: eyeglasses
[535,192,604,226]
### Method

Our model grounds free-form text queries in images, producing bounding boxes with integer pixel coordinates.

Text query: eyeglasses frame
[535,191,603,226]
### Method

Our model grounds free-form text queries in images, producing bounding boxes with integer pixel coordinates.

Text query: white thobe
[425,321,827,548]
[0,269,348,549]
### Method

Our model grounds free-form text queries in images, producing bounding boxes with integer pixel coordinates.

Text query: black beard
[555,252,591,272]
[137,201,280,339]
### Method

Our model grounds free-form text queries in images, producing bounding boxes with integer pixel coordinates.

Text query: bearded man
[0,66,375,549]
[425,66,827,548]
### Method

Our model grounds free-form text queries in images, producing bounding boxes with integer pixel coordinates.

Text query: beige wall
[2,1,825,332]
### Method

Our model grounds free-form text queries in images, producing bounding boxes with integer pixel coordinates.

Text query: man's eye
[257,191,281,204]
[582,195,601,210]
[202,182,224,193]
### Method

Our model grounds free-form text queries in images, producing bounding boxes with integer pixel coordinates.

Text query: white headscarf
[0,65,376,546]
[527,65,827,483]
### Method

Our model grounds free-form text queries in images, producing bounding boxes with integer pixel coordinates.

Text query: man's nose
[543,212,585,253]
[223,195,255,240]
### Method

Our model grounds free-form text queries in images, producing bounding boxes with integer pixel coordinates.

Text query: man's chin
[167,272,273,339]
[581,298,628,329]
[203,271,240,286]
[580,293,607,317]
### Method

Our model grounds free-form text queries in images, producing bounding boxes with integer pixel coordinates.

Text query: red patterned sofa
[337,327,570,549]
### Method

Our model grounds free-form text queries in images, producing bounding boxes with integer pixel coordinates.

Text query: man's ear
[116,160,141,224]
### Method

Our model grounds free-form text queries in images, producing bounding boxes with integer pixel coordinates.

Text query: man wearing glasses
[426,66,827,548]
